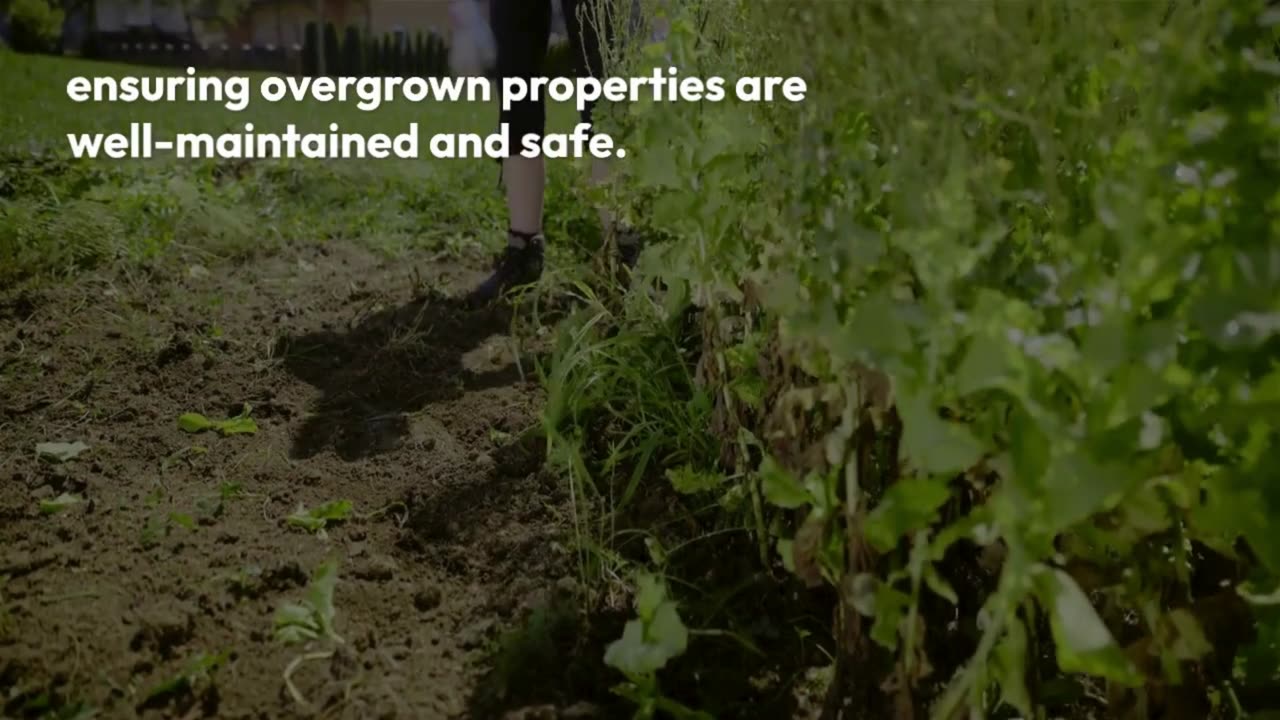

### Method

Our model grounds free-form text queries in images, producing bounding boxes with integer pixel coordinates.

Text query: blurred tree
[9,0,64,52]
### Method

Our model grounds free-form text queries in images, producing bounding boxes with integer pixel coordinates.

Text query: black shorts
[489,0,616,149]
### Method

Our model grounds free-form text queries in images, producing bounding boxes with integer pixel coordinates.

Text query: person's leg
[504,157,545,238]
[467,0,553,306]
[563,0,643,269]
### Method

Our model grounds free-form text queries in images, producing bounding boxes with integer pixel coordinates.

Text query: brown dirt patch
[0,242,597,719]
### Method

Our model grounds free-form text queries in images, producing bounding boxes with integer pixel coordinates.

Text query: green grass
[0,51,519,156]
[0,50,594,282]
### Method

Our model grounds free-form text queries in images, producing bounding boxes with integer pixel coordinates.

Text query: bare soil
[0,242,608,719]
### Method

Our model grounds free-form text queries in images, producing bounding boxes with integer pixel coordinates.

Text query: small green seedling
[604,573,706,720]
[178,404,258,436]
[274,559,342,645]
[144,487,166,508]
[286,500,354,538]
[39,493,83,515]
[160,444,208,474]
[168,512,197,531]
[140,511,195,548]
[36,441,89,463]
[604,573,690,678]
[140,651,228,707]
[229,565,263,597]
[195,481,244,519]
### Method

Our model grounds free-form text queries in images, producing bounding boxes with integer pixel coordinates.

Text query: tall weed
[557,0,1280,716]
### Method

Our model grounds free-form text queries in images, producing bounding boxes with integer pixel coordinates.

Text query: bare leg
[464,0,550,306]
[505,155,546,241]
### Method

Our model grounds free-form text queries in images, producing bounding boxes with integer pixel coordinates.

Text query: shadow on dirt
[275,288,525,461]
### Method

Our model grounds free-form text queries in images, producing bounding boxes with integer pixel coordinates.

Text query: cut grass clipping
[178,404,258,436]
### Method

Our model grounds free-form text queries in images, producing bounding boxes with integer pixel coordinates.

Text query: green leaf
[603,610,689,679]
[274,559,341,645]
[35,441,89,463]
[840,290,914,361]
[604,573,689,678]
[307,559,340,640]
[1035,568,1141,685]
[635,573,666,621]
[804,469,838,514]
[864,477,952,553]
[1164,608,1212,661]
[633,137,683,189]
[312,500,353,521]
[869,582,910,650]
[1041,451,1135,533]
[1008,405,1050,487]
[776,538,796,574]
[1194,482,1280,574]
[1079,318,1129,379]
[273,603,319,644]
[724,338,761,374]
[1190,247,1280,350]
[759,455,810,509]
[286,500,353,533]
[992,616,1033,717]
[214,416,258,435]
[717,482,748,512]
[178,413,213,433]
[285,512,325,533]
[168,512,196,531]
[730,374,766,409]
[898,388,984,475]
[179,409,257,436]
[39,493,83,515]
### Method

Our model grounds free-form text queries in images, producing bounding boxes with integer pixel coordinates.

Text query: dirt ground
[0,242,607,719]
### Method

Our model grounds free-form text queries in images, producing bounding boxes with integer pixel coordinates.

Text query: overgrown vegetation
[5,1,1280,716]
[538,0,1280,717]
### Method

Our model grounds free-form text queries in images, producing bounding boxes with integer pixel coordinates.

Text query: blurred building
[54,0,609,64]
[79,0,459,50]
[368,0,454,39]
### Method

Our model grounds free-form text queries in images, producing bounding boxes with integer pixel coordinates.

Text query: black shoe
[465,231,544,307]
